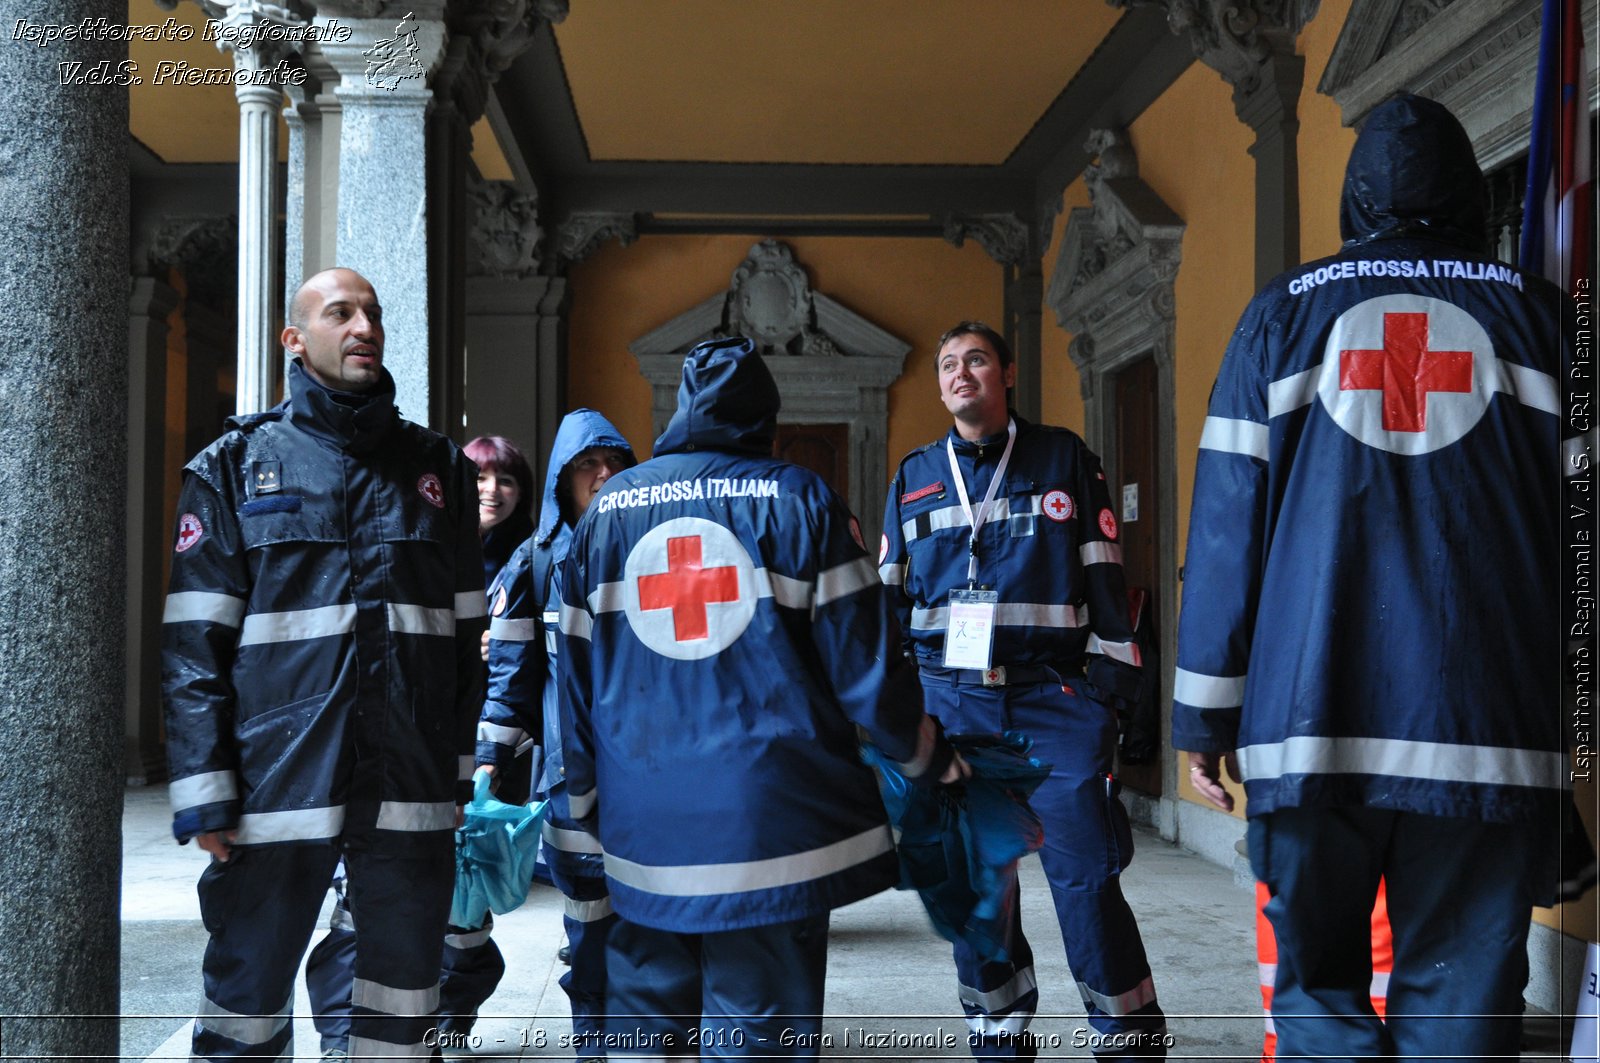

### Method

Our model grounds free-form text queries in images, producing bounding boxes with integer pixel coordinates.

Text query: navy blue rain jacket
[477,409,634,809]
[1173,94,1581,825]
[557,337,952,933]
[163,359,487,850]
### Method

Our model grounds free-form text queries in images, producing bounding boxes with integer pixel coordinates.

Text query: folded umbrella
[451,768,548,930]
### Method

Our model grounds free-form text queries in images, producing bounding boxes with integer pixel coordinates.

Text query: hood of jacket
[279,357,399,454]
[1340,93,1486,252]
[535,408,634,546]
[653,336,779,459]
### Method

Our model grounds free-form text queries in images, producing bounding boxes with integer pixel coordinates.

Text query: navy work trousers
[191,842,453,1061]
[604,914,829,1060]
[922,677,1167,1060]
[1249,805,1551,1062]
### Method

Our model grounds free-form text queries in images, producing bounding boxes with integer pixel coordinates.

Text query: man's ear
[281,325,304,354]
[1003,361,1018,390]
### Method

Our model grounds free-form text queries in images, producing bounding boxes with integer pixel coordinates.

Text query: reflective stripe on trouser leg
[1013,684,1166,1057]
[439,918,505,1033]
[192,844,342,1060]
[344,845,455,1058]
[550,859,615,1048]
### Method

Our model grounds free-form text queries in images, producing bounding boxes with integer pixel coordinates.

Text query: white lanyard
[945,418,1016,585]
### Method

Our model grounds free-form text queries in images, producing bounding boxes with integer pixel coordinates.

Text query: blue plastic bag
[862,732,1050,963]
[451,769,548,930]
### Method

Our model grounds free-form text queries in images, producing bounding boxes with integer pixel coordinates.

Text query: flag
[1520,0,1594,294]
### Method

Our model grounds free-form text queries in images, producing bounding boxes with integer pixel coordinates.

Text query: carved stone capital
[195,0,307,68]
[556,212,639,264]
[941,213,1031,268]
[467,182,542,278]
[147,215,239,304]
[1116,0,1316,113]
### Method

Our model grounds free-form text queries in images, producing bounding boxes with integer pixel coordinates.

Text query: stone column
[0,2,128,1055]
[283,49,342,306]
[317,5,449,424]
[127,276,180,785]
[212,1,303,414]
[1131,0,1314,287]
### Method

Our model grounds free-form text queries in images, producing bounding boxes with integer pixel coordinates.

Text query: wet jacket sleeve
[811,493,953,784]
[452,453,489,801]
[556,533,600,827]
[1077,446,1143,708]
[161,469,248,843]
[477,544,543,773]
[879,462,914,656]
[1172,304,1271,753]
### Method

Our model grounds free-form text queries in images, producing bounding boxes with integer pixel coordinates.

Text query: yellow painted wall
[1298,0,1359,262]
[566,233,1003,471]
[1040,178,1092,433]
[1126,60,1258,813]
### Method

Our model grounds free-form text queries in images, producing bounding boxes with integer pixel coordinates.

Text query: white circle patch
[1317,294,1497,455]
[1041,490,1074,523]
[175,513,204,553]
[418,473,446,508]
[623,516,757,661]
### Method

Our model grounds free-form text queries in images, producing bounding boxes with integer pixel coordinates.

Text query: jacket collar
[286,358,399,454]
[947,411,1026,455]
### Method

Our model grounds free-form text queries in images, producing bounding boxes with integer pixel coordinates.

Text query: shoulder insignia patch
[901,481,945,504]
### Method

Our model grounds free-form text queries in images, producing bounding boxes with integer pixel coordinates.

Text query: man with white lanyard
[881,322,1168,1060]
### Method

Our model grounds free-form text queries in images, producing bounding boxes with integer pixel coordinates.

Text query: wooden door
[1111,357,1162,795]
[775,423,849,501]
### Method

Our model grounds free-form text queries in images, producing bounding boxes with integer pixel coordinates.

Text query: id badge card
[942,588,998,670]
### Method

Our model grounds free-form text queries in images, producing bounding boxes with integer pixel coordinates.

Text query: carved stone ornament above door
[629,239,911,543]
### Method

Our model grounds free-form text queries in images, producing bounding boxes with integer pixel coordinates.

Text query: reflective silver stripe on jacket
[1079,541,1122,566]
[1077,974,1158,1017]
[878,561,905,586]
[1173,667,1246,709]
[353,976,440,1016]
[1267,368,1319,417]
[1087,634,1141,667]
[1199,416,1270,461]
[560,601,592,641]
[348,1035,431,1059]
[1491,360,1560,415]
[753,567,812,610]
[590,582,626,614]
[233,805,344,844]
[238,603,357,646]
[815,557,878,607]
[1238,735,1568,790]
[489,617,537,642]
[567,788,597,818]
[565,895,615,922]
[543,820,604,854]
[169,770,237,811]
[603,824,893,897]
[376,801,455,832]
[387,604,454,637]
[903,495,1031,545]
[959,965,1037,1013]
[910,602,1087,631]
[478,721,524,746]
[163,591,246,628]
[455,590,487,619]
[197,995,290,1045]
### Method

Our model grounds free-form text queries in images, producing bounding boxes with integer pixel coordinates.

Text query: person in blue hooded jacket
[1175,94,1583,1059]
[557,337,965,1058]
[476,409,635,1061]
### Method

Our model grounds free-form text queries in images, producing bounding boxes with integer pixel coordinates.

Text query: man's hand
[480,629,491,663]
[939,750,972,784]
[195,830,237,862]
[1186,750,1240,812]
